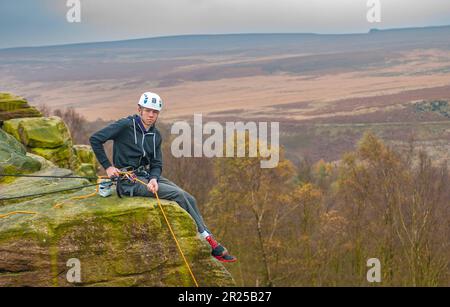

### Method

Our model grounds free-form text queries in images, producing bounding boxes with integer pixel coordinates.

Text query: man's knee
[174,190,197,208]
[157,183,195,207]
[185,192,197,205]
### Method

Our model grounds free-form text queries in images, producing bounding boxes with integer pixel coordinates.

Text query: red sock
[205,235,219,249]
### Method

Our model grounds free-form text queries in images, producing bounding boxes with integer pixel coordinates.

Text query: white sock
[200,230,210,238]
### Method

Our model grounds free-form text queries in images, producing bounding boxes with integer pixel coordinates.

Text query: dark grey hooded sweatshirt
[89,114,163,181]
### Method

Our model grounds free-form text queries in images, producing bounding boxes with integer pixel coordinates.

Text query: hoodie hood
[130,114,156,145]
[132,114,155,133]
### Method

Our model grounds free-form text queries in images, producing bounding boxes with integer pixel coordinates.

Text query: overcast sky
[1,0,449,49]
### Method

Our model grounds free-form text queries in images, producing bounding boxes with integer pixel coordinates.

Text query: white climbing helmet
[138,92,163,112]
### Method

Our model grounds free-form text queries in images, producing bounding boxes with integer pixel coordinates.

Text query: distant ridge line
[1,24,449,51]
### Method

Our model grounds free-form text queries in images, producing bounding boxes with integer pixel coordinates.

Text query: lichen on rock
[0,128,41,184]
[0,93,42,122]
[73,145,97,178]
[2,116,82,170]
[0,168,235,287]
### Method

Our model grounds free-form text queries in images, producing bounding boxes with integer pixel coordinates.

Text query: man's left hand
[147,178,159,194]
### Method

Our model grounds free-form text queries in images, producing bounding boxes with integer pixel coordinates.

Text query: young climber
[89,92,236,262]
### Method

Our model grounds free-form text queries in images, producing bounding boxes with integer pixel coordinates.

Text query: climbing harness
[0,211,37,219]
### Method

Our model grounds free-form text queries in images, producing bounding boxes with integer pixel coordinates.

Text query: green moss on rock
[0,129,41,183]
[0,93,28,111]
[75,163,96,178]
[0,93,42,121]
[73,145,96,165]
[3,116,70,148]
[0,168,235,287]
[3,116,86,172]
[72,145,96,179]
[30,143,72,168]
[2,119,21,141]
[26,152,56,170]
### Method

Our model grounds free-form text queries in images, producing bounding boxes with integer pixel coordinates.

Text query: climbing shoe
[206,236,237,262]
[211,244,237,263]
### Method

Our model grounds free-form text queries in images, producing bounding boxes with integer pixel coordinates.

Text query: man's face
[138,106,159,127]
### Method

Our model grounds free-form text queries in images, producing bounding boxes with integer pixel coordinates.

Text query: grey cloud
[2,0,450,48]
[77,0,450,36]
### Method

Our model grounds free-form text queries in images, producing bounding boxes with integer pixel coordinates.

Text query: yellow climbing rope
[0,211,37,219]
[133,176,199,288]
[53,178,104,208]
[1,171,199,287]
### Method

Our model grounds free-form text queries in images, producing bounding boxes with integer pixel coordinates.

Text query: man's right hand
[106,166,120,178]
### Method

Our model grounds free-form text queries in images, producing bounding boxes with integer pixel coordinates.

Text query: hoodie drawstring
[153,133,156,159]
[133,118,137,145]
